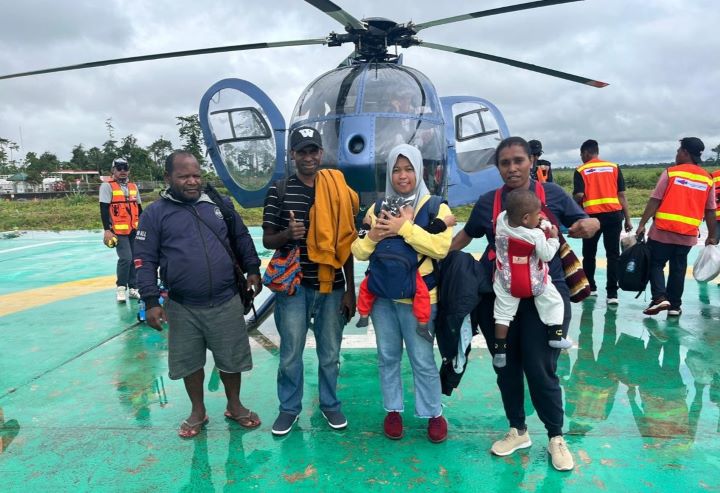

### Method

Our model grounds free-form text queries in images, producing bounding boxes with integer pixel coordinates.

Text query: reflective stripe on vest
[713,171,720,219]
[109,181,140,235]
[654,164,711,236]
[577,159,622,214]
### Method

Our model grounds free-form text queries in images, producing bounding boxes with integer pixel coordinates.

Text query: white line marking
[0,239,98,254]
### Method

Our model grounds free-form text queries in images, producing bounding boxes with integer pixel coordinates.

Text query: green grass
[1,166,708,231]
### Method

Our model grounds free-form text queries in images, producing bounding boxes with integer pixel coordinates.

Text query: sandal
[178,416,209,438]
[224,409,261,429]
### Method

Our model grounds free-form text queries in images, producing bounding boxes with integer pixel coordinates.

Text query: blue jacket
[134,190,260,308]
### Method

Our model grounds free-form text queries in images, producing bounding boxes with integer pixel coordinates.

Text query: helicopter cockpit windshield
[290,63,445,203]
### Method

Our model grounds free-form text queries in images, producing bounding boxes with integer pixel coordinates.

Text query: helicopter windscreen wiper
[413,0,583,31]
[420,41,608,88]
[305,0,367,31]
[0,38,327,81]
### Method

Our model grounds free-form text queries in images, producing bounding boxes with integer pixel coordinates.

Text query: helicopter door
[440,96,509,207]
[199,78,286,208]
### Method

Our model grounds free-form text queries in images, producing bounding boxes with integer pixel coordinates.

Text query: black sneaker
[321,409,347,430]
[643,297,670,315]
[271,412,299,436]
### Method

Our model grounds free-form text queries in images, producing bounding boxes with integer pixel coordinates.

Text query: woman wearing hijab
[351,144,454,443]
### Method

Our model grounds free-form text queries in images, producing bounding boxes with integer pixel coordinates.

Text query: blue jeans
[647,239,691,309]
[274,286,345,415]
[371,298,441,418]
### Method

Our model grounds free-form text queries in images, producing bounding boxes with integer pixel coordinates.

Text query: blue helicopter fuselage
[199,61,508,209]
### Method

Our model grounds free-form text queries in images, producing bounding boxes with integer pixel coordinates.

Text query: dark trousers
[647,239,691,308]
[477,281,569,437]
[582,219,622,296]
[116,231,137,288]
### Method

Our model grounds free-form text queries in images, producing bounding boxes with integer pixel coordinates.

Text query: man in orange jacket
[636,137,718,316]
[573,140,632,305]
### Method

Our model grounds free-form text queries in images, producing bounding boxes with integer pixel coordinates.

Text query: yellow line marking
[0,259,273,317]
[0,254,705,318]
[0,275,117,317]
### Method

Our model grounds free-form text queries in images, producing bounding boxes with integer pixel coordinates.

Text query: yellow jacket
[351,195,453,304]
[307,169,359,293]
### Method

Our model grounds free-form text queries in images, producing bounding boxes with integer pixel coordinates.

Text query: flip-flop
[178,416,209,439]
[224,409,261,429]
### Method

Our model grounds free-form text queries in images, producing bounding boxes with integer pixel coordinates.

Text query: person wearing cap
[99,157,142,302]
[573,139,632,305]
[528,140,553,183]
[636,137,718,316]
[262,126,359,436]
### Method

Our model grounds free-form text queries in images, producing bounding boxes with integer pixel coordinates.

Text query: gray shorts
[165,295,252,380]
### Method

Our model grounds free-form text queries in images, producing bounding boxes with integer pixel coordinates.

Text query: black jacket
[435,250,491,395]
[134,191,260,309]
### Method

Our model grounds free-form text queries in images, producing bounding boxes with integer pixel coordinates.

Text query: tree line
[0,115,208,183]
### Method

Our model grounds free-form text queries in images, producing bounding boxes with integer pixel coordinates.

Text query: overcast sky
[1,0,718,168]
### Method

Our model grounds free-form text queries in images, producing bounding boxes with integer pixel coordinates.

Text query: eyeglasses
[114,164,129,171]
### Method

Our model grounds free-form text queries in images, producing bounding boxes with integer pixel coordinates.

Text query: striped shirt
[262,175,345,290]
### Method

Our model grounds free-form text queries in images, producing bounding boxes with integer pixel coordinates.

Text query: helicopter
[0,0,607,210]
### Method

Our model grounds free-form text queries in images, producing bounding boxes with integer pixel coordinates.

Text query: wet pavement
[1,229,719,492]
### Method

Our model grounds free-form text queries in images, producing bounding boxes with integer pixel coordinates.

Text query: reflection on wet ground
[1,230,719,491]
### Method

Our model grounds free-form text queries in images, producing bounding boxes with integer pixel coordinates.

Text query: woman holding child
[351,144,453,443]
[450,137,599,471]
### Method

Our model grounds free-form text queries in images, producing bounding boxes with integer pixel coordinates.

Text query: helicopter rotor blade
[0,38,327,81]
[420,41,608,88]
[414,0,583,32]
[305,0,367,31]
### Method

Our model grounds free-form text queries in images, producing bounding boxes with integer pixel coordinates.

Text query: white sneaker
[548,435,574,471]
[116,286,127,303]
[128,288,141,300]
[607,297,619,305]
[490,427,532,456]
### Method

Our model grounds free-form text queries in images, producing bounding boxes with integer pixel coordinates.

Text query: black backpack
[618,238,650,296]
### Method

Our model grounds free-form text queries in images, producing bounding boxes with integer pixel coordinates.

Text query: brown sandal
[224,409,261,429]
[178,416,209,438]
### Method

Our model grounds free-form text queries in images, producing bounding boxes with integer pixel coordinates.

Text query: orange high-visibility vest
[109,180,140,235]
[577,158,622,214]
[655,164,712,236]
[713,170,720,219]
[536,167,549,183]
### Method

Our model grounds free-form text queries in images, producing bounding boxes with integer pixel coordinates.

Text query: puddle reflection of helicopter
[0,0,607,210]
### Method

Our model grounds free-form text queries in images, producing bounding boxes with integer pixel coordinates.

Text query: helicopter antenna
[413,0,583,31]
[421,42,608,88]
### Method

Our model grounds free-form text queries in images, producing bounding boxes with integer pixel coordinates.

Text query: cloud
[0,0,718,168]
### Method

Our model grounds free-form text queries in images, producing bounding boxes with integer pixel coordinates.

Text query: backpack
[617,237,650,296]
[366,196,444,299]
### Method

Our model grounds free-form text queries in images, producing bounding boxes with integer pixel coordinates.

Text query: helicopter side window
[454,107,500,173]
[210,107,271,144]
[208,106,276,192]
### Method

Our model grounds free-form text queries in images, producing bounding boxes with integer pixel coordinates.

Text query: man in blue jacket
[134,151,262,438]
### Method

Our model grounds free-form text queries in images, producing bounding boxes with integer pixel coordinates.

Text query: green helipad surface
[1,229,719,492]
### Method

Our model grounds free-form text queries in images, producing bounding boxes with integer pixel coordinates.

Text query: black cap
[290,126,322,151]
[679,137,704,163]
[528,139,543,156]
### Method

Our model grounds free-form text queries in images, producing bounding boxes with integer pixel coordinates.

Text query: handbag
[262,246,303,294]
[492,183,591,303]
